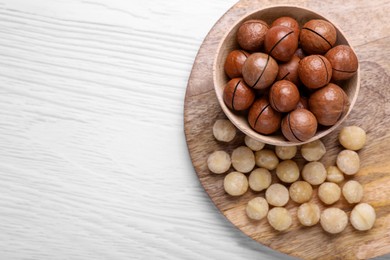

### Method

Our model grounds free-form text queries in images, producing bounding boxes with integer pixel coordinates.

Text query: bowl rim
[212,5,360,146]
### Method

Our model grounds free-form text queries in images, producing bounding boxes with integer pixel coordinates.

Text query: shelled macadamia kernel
[339,126,367,151]
[326,166,345,183]
[337,150,360,175]
[224,172,248,196]
[275,145,297,160]
[302,162,327,185]
[350,203,376,231]
[318,182,341,205]
[248,168,272,192]
[213,119,236,142]
[231,146,255,173]
[289,181,313,203]
[267,207,292,231]
[301,140,326,161]
[320,208,348,234]
[276,160,300,183]
[207,151,231,174]
[342,180,364,204]
[244,136,265,151]
[255,149,279,170]
[246,197,269,220]
[266,183,289,207]
[297,203,320,226]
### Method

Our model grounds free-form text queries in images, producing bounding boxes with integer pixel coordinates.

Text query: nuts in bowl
[213,6,360,145]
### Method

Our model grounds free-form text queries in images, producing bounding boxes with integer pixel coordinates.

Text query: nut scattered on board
[342,180,364,204]
[275,145,297,160]
[213,119,236,142]
[320,208,348,234]
[297,202,320,226]
[223,171,248,196]
[301,139,326,162]
[350,203,376,231]
[255,149,279,170]
[267,207,292,231]
[289,181,313,204]
[338,125,366,151]
[336,149,360,175]
[207,151,231,174]
[276,160,300,183]
[244,136,265,151]
[318,182,341,205]
[246,197,269,220]
[266,183,289,207]
[301,161,327,185]
[231,146,255,173]
[248,168,272,192]
[326,166,345,183]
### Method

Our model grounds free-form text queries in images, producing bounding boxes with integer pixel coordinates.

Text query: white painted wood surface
[0,0,388,259]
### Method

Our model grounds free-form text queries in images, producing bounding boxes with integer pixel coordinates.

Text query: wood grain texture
[184,0,390,259]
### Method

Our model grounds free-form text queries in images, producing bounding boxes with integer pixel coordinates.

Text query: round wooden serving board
[184,1,390,259]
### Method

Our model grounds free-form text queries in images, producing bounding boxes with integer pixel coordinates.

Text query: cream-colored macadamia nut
[207,151,231,174]
[297,203,320,226]
[213,119,236,142]
[224,171,248,196]
[276,160,300,183]
[255,149,279,170]
[249,168,272,192]
[246,197,269,220]
[326,166,345,183]
[342,180,364,204]
[267,207,292,231]
[336,150,360,175]
[245,136,265,151]
[318,182,341,205]
[301,140,326,161]
[289,181,313,203]
[339,126,366,151]
[231,146,255,173]
[275,146,297,160]
[302,162,327,185]
[266,183,289,206]
[320,208,348,234]
[350,203,376,231]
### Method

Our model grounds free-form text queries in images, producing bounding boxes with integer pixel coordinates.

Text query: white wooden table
[0,0,388,259]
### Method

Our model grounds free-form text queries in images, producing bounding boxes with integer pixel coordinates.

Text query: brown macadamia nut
[244,136,265,151]
[281,109,318,142]
[242,53,279,89]
[223,78,255,111]
[275,145,297,160]
[269,80,300,113]
[248,98,281,135]
[265,25,298,62]
[309,83,349,126]
[246,197,269,220]
[342,180,364,204]
[350,203,376,231]
[302,161,327,185]
[301,140,326,161]
[295,48,306,59]
[207,151,231,174]
[224,171,248,196]
[213,119,236,142]
[266,183,289,207]
[255,149,279,170]
[276,160,300,183]
[267,207,292,231]
[298,55,332,89]
[320,208,348,234]
[318,182,341,205]
[300,19,337,54]
[231,146,255,173]
[325,45,358,81]
[289,181,313,203]
[276,55,301,85]
[297,202,320,226]
[224,50,249,78]
[237,19,269,51]
[295,96,309,110]
[336,150,360,175]
[272,16,300,36]
[326,166,345,183]
[339,126,366,151]
[249,168,272,192]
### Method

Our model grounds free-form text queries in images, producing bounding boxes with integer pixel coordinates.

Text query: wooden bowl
[213,6,360,146]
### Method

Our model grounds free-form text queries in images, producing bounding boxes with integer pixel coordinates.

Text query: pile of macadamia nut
[223,17,358,141]
[209,119,375,233]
